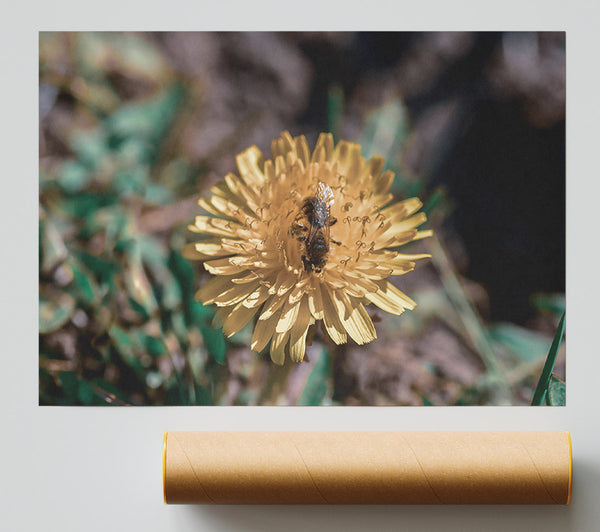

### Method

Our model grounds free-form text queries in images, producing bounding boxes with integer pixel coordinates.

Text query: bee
[290,182,340,273]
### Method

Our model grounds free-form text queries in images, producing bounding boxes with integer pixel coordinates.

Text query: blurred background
[39,32,565,406]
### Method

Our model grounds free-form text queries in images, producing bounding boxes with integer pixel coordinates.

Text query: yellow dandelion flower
[184,131,432,364]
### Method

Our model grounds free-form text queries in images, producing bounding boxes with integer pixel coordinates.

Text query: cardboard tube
[163,431,572,505]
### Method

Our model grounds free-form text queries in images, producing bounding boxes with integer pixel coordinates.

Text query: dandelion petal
[251,309,280,353]
[366,281,416,315]
[321,286,347,344]
[236,146,266,188]
[289,330,307,363]
[196,275,239,304]
[275,299,301,334]
[290,297,311,346]
[308,281,324,320]
[223,302,258,338]
[270,331,288,365]
[188,131,432,364]
[342,303,377,345]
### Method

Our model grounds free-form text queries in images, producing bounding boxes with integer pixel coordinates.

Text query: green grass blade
[297,348,331,406]
[327,84,344,142]
[427,235,511,402]
[531,312,566,406]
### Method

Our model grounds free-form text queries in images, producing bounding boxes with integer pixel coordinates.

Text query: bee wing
[323,219,331,245]
[316,182,334,206]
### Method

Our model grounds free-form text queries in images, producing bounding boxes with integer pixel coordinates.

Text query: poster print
[39,32,565,406]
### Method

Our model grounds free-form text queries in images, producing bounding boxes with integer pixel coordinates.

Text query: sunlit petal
[188,131,432,363]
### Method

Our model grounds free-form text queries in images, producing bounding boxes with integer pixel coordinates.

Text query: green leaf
[70,128,109,169]
[531,293,566,318]
[58,371,79,401]
[418,393,435,406]
[169,250,214,324]
[298,348,331,406]
[170,311,189,345]
[77,379,96,405]
[106,83,185,156]
[168,249,195,293]
[39,294,75,334]
[57,192,118,219]
[109,324,135,353]
[143,334,167,357]
[75,32,170,86]
[124,245,159,317]
[531,312,566,406]
[108,324,145,375]
[77,251,120,282]
[144,182,175,205]
[489,322,553,362]
[128,297,151,320]
[139,237,182,310]
[422,187,448,218]
[164,385,183,406]
[108,33,170,80]
[83,206,130,243]
[360,99,409,162]
[56,371,103,405]
[39,214,68,275]
[193,383,212,406]
[189,300,213,324]
[113,166,149,197]
[200,325,226,364]
[68,260,98,305]
[546,374,566,406]
[55,160,92,193]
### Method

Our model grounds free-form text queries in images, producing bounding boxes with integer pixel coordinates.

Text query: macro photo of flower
[185,132,432,364]
[39,32,565,406]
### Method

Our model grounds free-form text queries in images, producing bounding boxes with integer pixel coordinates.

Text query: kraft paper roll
[163,431,572,505]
